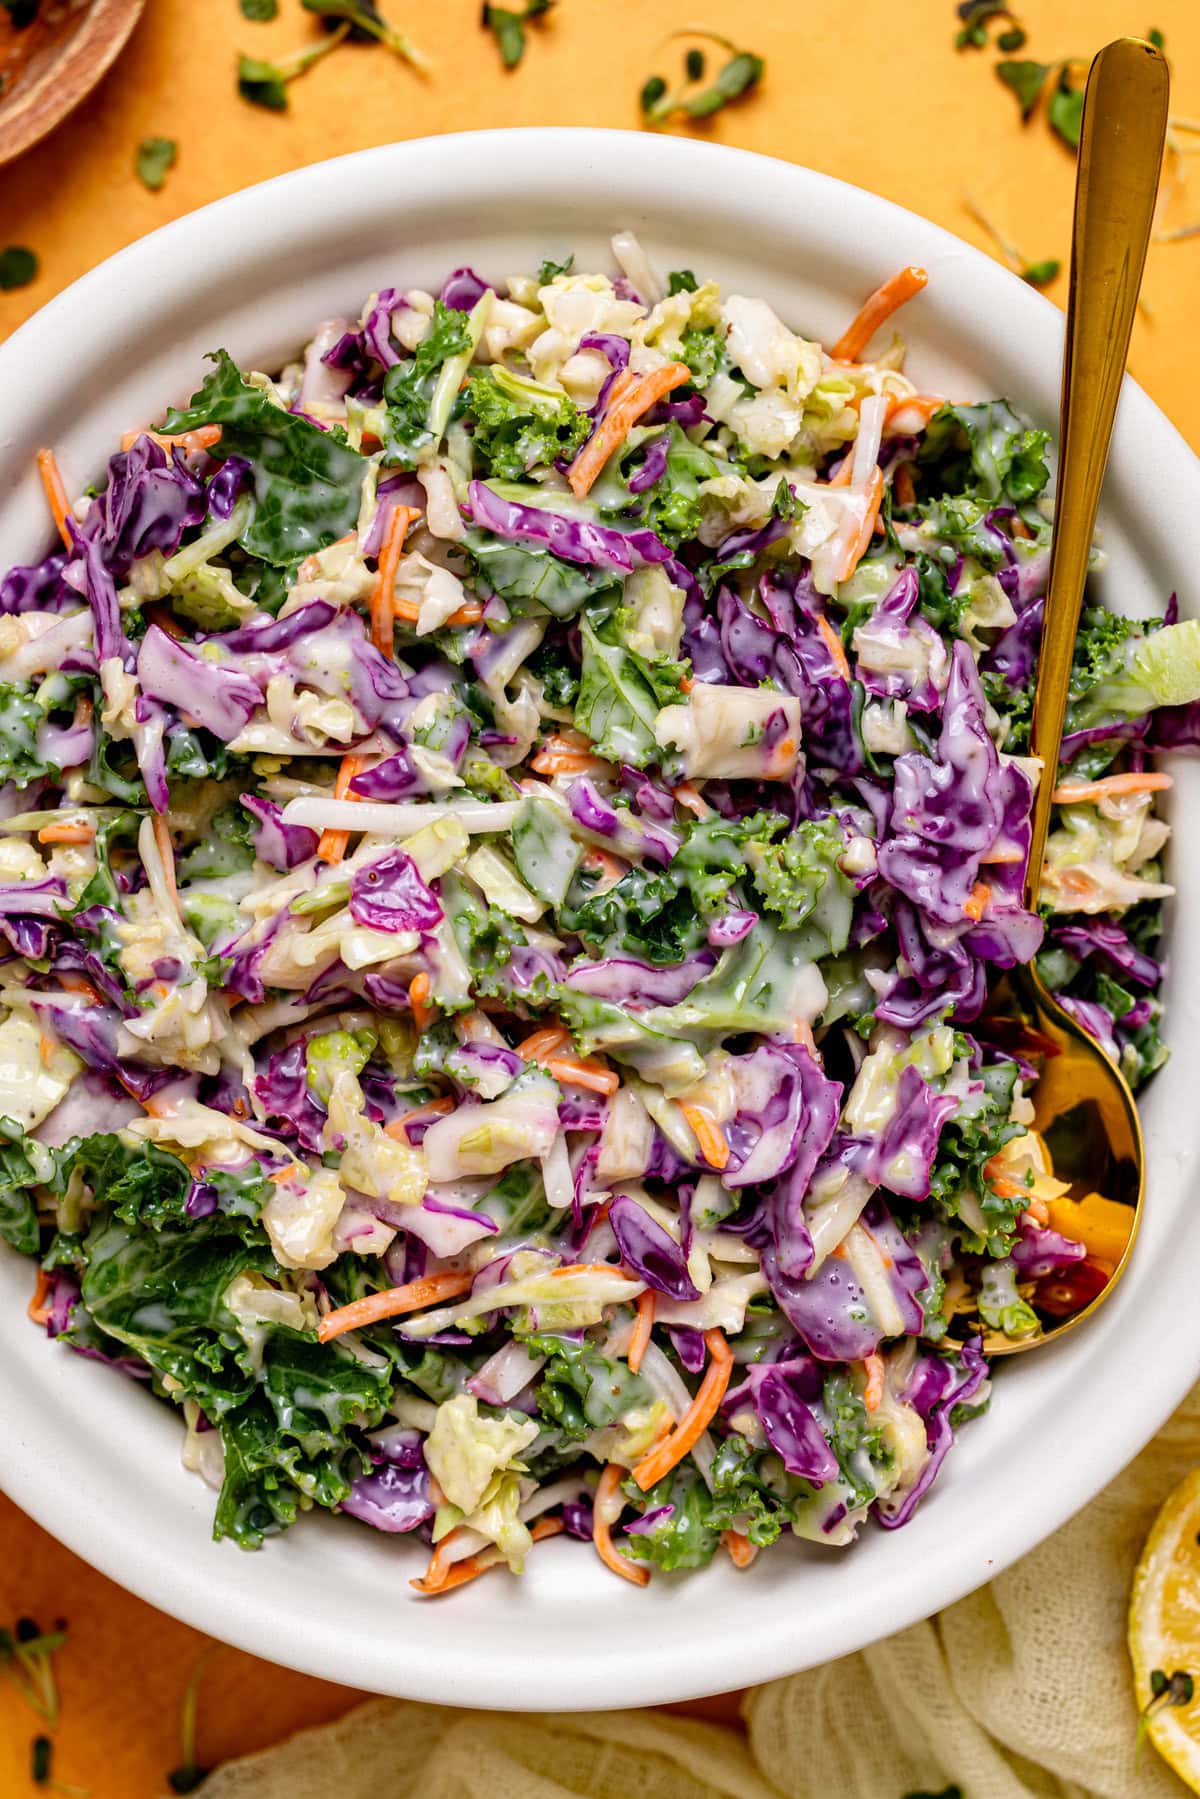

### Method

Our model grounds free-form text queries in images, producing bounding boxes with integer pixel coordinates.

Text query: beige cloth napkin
[192,1387,1200,1799]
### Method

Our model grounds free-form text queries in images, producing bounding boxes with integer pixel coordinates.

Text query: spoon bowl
[977,966,1144,1355]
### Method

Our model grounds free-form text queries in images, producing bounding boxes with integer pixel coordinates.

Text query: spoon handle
[1023,37,1169,909]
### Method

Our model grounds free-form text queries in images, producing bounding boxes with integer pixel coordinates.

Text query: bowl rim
[2,124,1200,1712]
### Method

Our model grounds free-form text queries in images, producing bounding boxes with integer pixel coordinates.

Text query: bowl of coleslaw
[1,127,1199,1711]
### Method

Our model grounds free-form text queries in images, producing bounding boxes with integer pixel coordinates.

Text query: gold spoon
[977,37,1168,1356]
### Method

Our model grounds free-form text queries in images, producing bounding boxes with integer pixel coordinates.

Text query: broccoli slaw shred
[1,238,1189,1589]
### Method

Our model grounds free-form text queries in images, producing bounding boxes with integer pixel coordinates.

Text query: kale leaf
[164,349,366,563]
[919,399,1051,506]
[0,684,57,788]
[525,1331,654,1440]
[745,815,854,949]
[927,1059,1027,1254]
[382,300,472,465]
[621,1464,721,1570]
[575,613,687,767]
[463,531,621,619]
[465,367,589,479]
[0,1118,53,1255]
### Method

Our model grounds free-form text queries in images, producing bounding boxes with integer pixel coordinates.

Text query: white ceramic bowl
[2,128,1199,1712]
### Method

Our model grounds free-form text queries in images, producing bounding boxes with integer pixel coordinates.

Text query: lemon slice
[1129,1468,1200,1790]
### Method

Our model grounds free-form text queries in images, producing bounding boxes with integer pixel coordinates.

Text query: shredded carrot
[989,1175,1027,1201]
[317,1270,474,1344]
[384,1095,455,1142]
[56,978,100,1007]
[1054,867,1100,900]
[680,1103,730,1172]
[679,671,694,693]
[27,1269,53,1328]
[765,734,798,779]
[392,595,485,628]
[528,749,606,776]
[893,463,916,509]
[568,361,692,497]
[143,602,186,641]
[36,449,73,551]
[411,1527,476,1594]
[862,1352,885,1414]
[409,971,435,1033]
[593,1463,651,1587]
[38,1032,56,1066]
[1021,1197,1050,1227]
[963,881,991,922]
[530,734,607,776]
[120,425,223,455]
[151,814,178,905]
[828,450,855,488]
[1051,771,1173,805]
[518,1024,571,1062]
[369,504,413,656]
[722,1529,759,1570]
[832,266,929,363]
[632,1329,734,1493]
[886,393,946,431]
[546,1054,620,1095]
[412,1517,565,1596]
[581,846,627,886]
[316,753,365,865]
[628,1289,655,1374]
[816,614,851,681]
[37,819,96,845]
[834,467,885,584]
[582,1198,613,1243]
[267,1166,298,1185]
[672,781,710,820]
[550,1261,637,1282]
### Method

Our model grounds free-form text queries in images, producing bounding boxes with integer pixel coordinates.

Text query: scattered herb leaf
[136,136,178,192]
[0,245,37,291]
[0,1618,65,1724]
[954,3,1020,51]
[996,26,1025,50]
[482,0,553,69]
[996,57,1051,120]
[1047,66,1086,150]
[31,1734,53,1786]
[1137,1667,1195,1755]
[640,74,667,112]
[237,26,349,109]
[1149,27,1165,52]
[301,0,429,71]
[643,31,764,124]
[963,196,1059,290]
[239,0,277,18]
[167,1648,220,1794]
[537,253,573,283]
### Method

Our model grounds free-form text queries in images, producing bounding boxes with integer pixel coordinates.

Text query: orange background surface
[1,1,1198,1793]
